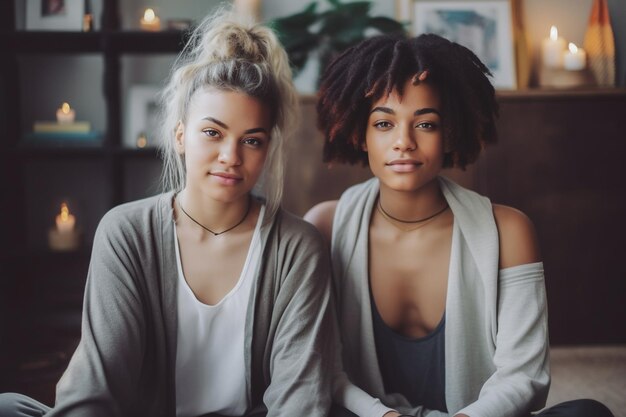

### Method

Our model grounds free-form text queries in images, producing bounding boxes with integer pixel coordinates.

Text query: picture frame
[26,0,85,31]
[125,85,160,149]
[411,0,517,89]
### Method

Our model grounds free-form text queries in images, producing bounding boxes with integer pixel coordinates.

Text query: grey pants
[0,392,269,417]
[2,394,613,417]
[0,393,50,417]
[329,399,614,417]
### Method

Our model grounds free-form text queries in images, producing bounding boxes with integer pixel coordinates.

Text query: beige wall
[282,97,372,216]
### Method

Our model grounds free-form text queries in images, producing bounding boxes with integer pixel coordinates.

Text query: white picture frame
[412,0,517,89]
[26,0,85,31]
[125,85,161,149]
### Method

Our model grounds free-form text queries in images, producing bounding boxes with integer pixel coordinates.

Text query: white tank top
[174,205,264,417]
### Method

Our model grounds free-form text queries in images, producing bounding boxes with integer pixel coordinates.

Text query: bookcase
[0,0,189,401]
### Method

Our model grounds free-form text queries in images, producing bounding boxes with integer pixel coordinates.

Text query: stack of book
[24,121,100,146]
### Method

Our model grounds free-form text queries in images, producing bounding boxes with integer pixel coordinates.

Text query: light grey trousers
[0,392,271,417]
[0,393,50,417]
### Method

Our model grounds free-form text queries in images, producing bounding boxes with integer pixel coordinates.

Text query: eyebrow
[369,106,441,117]
[203,117,228,129]
[202,117,268,135]
[243,127,269,135]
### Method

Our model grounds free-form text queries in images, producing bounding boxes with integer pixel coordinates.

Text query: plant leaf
[367,17,406,34]
[326,0,343,8]
[269,2,318,30]
[335,1,371,16]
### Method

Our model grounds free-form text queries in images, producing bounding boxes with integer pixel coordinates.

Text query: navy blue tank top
[371,295,447,412]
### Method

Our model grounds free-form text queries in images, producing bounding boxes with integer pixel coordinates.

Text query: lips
[386,159,422,173]
[210,171,242,185]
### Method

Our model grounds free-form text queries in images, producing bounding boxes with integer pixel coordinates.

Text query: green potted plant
[270,0,405,85]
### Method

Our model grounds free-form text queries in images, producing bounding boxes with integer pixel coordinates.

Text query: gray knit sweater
[47,192,335,417]
[331,177,550,417]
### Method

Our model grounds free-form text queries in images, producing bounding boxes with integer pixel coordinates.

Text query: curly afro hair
[316,33,498,169]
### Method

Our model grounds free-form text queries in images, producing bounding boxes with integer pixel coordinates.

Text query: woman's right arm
[47,212,146,417]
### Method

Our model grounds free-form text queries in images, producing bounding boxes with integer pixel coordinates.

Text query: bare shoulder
[303,200,338,245]
[492,204,541,269]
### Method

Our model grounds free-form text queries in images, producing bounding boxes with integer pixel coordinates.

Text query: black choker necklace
[178,196,251,236]
[378,199,449,224]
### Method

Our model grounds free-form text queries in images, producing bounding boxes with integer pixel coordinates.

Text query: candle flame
[550,25,558,41]
[568,42,578,53]
[60,203,70,221]
[61,102,71,114]
[144,8,156,22]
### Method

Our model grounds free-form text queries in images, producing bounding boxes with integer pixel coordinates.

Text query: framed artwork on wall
[26,0,85,31]
[125,85,161,149]
[412,0,517,89]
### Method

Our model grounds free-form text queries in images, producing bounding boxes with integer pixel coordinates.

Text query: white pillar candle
[49,202,80,251]
[55,203,76,233]
[140,8,161,31]
[541,25,566,69]
[563,42,587,71]
[56,102,76,124]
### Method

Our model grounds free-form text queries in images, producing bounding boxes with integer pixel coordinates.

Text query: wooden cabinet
[0,0,187,401]
[477,89,626,345]
[283,91,626,346]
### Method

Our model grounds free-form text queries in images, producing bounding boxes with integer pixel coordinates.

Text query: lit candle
[136,132,147,148]
[56,203,76,233]
[49,202,80,251]
[563,42,587,71]
[541,25,566,69]
[140,8,161,31]
[56,102,76,124]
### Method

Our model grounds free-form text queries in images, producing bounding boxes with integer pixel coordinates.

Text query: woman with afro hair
[306,33,614,417]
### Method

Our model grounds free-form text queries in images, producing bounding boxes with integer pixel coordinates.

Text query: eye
[373,121,393,130]
[202,128,221,138]
[242,137,264,148]
[415,121,438,130]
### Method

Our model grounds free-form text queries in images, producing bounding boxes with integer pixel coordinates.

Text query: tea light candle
[136,132,147,148]
[140,8,161,31]
[564,42,587,71]
[541,25,566,69]
[56,203,75,232]
[56,102,76,124]
[48,202,80,251]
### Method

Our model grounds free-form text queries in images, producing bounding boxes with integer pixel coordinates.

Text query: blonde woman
[0,10,333,417]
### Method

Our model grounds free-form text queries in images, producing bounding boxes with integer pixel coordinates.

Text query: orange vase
[583,0,616,87]
[511,0,530,89]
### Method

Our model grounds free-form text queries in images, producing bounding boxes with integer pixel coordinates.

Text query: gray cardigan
[331,177,550,417]
[48,192,334,417]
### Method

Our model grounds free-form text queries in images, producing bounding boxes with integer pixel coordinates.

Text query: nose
[393,125,417,152]
[218,139,242,166]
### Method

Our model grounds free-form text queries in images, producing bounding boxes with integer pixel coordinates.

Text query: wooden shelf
[2,30,188,55]
[1,248,92,264]
[496,87,626,102]
[300,88,626,104]
[106,31,188,54]
[3,32,101,53]
[113,147,160,157]
[15,144,106,158]
[13,145,161,158]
